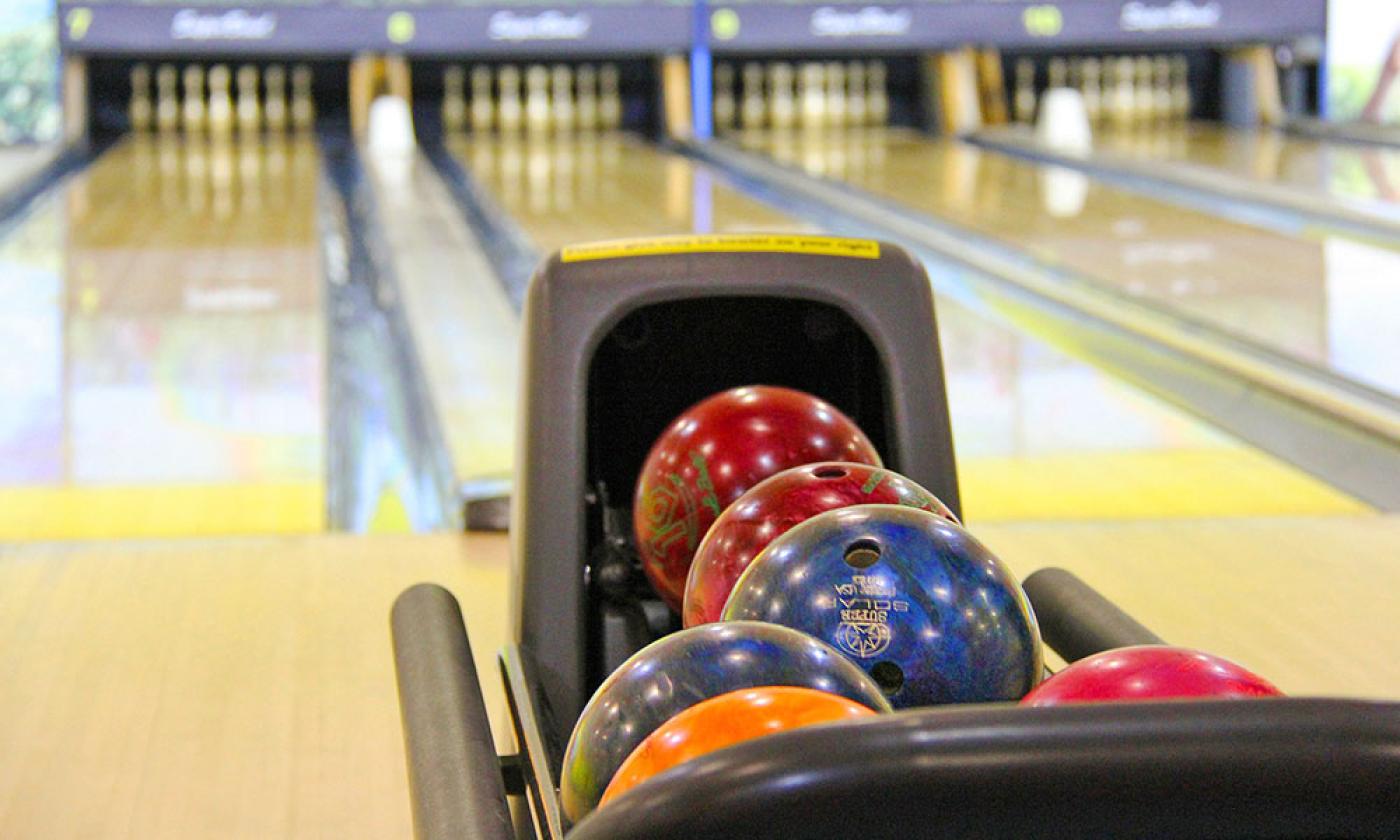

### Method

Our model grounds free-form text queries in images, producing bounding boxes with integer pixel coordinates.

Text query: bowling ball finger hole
[871,662,904,695]
[813,466,848,479]
[843,539,881,568]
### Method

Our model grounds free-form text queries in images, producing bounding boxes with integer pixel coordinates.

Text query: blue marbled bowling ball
[723,505,1042,708]
[559,620,891,823]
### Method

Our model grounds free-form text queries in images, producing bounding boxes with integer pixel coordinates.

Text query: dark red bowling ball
[633,386,881,611]
[683,462,956,627]
[1021,645,1283,706]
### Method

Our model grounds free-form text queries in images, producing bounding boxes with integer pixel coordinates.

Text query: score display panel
[704,0,1326,53]
[55,0,694,55]
[56,0,1324,56]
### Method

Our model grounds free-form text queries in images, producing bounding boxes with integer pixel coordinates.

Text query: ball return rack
[390,237,1400,839]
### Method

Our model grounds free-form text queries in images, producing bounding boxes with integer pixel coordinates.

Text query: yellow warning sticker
[560,234,880,262]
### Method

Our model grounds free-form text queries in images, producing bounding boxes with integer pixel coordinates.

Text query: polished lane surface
[1087,121,1400,211]
[741,128,1400,400]
[0,135,325,540]
[447,132,1365,521]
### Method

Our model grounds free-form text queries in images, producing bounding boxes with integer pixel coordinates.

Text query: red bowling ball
[633,386,881,611]
[683,462,956,627]
[1021,645,1282,706]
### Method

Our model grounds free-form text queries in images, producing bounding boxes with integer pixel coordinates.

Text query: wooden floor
[739,127,1400,399]
[0,136,327,541]
[0,533,511,840]
[2,518,1397,839]
[982,515,1400,697]
[447,132,1367,522]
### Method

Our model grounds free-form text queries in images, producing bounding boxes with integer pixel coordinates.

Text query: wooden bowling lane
[443,133,1365,521]
[0,135,326,540]
[447,131,798,250]
[739,128,1400,401]
[1083,121,1400,210]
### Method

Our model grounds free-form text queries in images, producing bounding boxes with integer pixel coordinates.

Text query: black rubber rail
[1023,567,1165,662]
[391,584,513,840]
[570,698,1400,840]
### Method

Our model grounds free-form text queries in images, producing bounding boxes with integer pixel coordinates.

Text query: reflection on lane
[1088,121,1400,209]
[0,136,325,540]
[449,132,797,247]
[742,128,1400,400]
[448,132,1365,520]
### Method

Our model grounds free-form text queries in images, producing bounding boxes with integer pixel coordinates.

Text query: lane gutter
[318,133,461,532]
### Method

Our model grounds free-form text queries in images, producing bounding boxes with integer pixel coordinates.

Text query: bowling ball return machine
[390,235,1400,839]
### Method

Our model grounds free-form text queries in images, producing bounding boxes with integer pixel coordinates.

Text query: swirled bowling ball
[600,685,877,808]
[684,462,956,628]
[1021,645,1283,706]
[559,620,891,823]
[722,505,1043,708]
[633,386,881,611]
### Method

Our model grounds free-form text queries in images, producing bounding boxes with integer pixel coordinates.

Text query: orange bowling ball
[599,685,877,807]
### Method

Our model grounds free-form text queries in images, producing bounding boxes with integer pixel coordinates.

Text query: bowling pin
[290,65,315,132]
[182,64,206,133]
[575,64,598,132]
[525,64,550,134]
[799,63,825,130]
[1133,56,1154,123]
[1080,57,1102,124]
[1048,57,1068,90]
[866,61,888,126]
[155,64,180,133]
[1109,56,1135,126]
[712,63,736,133]
[1152,56,1173,122]
[770,63,797,131]
[207,64,234,138]
[551,64,575,133]
[1170,55,1191,120]
[845,61,867,127]
[825,62,846,128]
[443,66,467,133]
[740,62,766,130]
[128,64,153,132]
[264,65,288,132]
[498,65,524,134]
[470,66,496,133]
[598,64,622,130]
[236,65,261,135]
[1013,58,1036,124]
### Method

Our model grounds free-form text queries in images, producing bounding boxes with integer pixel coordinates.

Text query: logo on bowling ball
[836,619,891,658]
[833,576,907,658]
[641,473,702,556]
[690,452,723,517]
